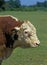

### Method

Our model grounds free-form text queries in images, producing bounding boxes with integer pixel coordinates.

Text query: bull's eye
[25,31,28,34]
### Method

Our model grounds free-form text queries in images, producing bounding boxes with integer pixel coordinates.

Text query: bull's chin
[31,45,38,47]
[21,45,30,48]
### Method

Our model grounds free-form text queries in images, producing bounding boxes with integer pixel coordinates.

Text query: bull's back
[0,16,23,33]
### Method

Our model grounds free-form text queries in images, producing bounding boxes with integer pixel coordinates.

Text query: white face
[12,21,40,48]
[19,21,40,47]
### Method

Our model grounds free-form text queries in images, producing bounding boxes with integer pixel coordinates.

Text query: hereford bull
[0,15,40,65]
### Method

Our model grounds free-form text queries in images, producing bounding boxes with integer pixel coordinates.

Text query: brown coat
[0,16,23,58]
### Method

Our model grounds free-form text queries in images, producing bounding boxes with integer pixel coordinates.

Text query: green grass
[0,11,47,65]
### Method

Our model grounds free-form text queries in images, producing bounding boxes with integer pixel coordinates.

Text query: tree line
[0,0,47,11]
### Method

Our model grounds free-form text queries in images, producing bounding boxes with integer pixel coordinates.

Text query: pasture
[0,11,47,65]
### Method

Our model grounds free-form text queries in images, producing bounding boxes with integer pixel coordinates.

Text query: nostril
[36,43,39,46]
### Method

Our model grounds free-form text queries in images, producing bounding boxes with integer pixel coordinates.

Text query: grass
[0,11,47,65]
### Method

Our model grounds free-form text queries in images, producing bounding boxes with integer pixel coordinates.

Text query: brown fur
[0,16,23,58]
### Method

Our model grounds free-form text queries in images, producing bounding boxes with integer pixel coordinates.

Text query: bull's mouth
[21,44,39,48]
[31,44,39,47]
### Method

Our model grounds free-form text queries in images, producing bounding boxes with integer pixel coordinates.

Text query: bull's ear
[14,27,20,31]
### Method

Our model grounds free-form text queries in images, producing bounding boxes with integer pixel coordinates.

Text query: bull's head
[12,21,40,48]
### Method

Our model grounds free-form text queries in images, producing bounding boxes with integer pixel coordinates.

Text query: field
[0,11,47,65]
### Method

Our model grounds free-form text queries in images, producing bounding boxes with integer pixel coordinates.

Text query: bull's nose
[36,43,39,46]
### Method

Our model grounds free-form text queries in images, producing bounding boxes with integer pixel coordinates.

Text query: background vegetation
[0,11,47,65]
[0,0,47,11]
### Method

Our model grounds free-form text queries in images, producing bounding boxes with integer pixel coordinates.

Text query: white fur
[19,21,40,47]
[14,27,20,30]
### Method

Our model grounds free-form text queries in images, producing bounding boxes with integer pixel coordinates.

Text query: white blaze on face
[20,21,40,47]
